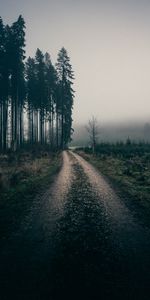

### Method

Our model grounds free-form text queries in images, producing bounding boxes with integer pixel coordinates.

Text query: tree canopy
[0,16,74,151]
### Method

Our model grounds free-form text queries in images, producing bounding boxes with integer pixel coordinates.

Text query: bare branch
[86,116,100,153]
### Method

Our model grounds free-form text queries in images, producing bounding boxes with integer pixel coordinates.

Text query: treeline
[0,15,74,152]
[84,140,150,158]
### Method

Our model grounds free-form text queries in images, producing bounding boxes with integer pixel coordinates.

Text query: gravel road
[0,151,150,299]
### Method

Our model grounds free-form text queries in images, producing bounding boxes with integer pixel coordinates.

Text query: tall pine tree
[0,16,74,152]
[56,47,74,149]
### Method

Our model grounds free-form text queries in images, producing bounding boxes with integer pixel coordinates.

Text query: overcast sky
[1,0,150,125]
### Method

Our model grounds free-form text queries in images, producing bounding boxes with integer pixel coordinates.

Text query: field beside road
[0,150,150,299]
[0,147,62,244]
[76,143,150,226]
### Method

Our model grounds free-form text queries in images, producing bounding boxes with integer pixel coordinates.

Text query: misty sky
[1,0,150,125]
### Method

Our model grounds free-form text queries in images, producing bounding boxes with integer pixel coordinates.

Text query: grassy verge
[77,149,150,225]
[0,150,62,242]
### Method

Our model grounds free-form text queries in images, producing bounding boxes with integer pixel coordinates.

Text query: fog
[71,121,150,146]
[1,0,150,125]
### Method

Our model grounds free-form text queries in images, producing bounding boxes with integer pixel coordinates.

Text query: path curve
[0,150,150,300]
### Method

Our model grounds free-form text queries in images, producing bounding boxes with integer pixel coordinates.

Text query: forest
[0,15,74,152]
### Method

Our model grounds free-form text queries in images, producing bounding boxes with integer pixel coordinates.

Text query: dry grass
[77,150,150,226]
[0,152,53,190]
[0,150,62,243]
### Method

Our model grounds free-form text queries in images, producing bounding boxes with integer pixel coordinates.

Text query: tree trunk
[0,102,3,151]
[3,99,8,151]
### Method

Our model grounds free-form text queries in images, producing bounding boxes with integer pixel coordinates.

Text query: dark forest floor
[0,149,62,246]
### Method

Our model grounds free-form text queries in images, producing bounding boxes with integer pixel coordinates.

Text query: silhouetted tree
[86,116,99,153]
[26,57,37,143]
[10,15,26,150]
[44,52,57,147]
[0,16,74,152]
[56,47,74,149]
[0,17,6,150]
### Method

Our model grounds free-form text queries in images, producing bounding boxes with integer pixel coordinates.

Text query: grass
[0,149,62,243]
[77,142,150,225]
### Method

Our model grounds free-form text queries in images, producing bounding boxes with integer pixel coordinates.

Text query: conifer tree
[26,57,37,143]
[44,52,57,147]
[10,15,26,150]
[56,47,74,149]
[35,48,46,144]
[0,16,74,152]
[0,17,6,150]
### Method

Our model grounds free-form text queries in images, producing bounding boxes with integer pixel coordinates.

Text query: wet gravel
[0,151,150,299]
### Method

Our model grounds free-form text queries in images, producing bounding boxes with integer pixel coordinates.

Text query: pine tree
[0,16,74,152]
[35,49,47,144]
[26,57,37,143]
[10,15,26,150]
[56,47,74,149]
[44,52,57,147]
[0,17,5,150]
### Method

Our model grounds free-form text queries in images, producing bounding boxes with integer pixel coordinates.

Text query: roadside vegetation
[0,15,74,247]
[0,147,62,244]
[77,141,150,223]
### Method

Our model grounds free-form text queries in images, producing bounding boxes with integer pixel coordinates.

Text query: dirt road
[0,151,150,299]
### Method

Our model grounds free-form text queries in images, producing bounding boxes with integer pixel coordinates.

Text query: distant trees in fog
[86,116,100,153]
[0,16,74,152]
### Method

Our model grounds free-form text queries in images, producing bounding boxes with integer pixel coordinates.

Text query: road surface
[0,151,150,299]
